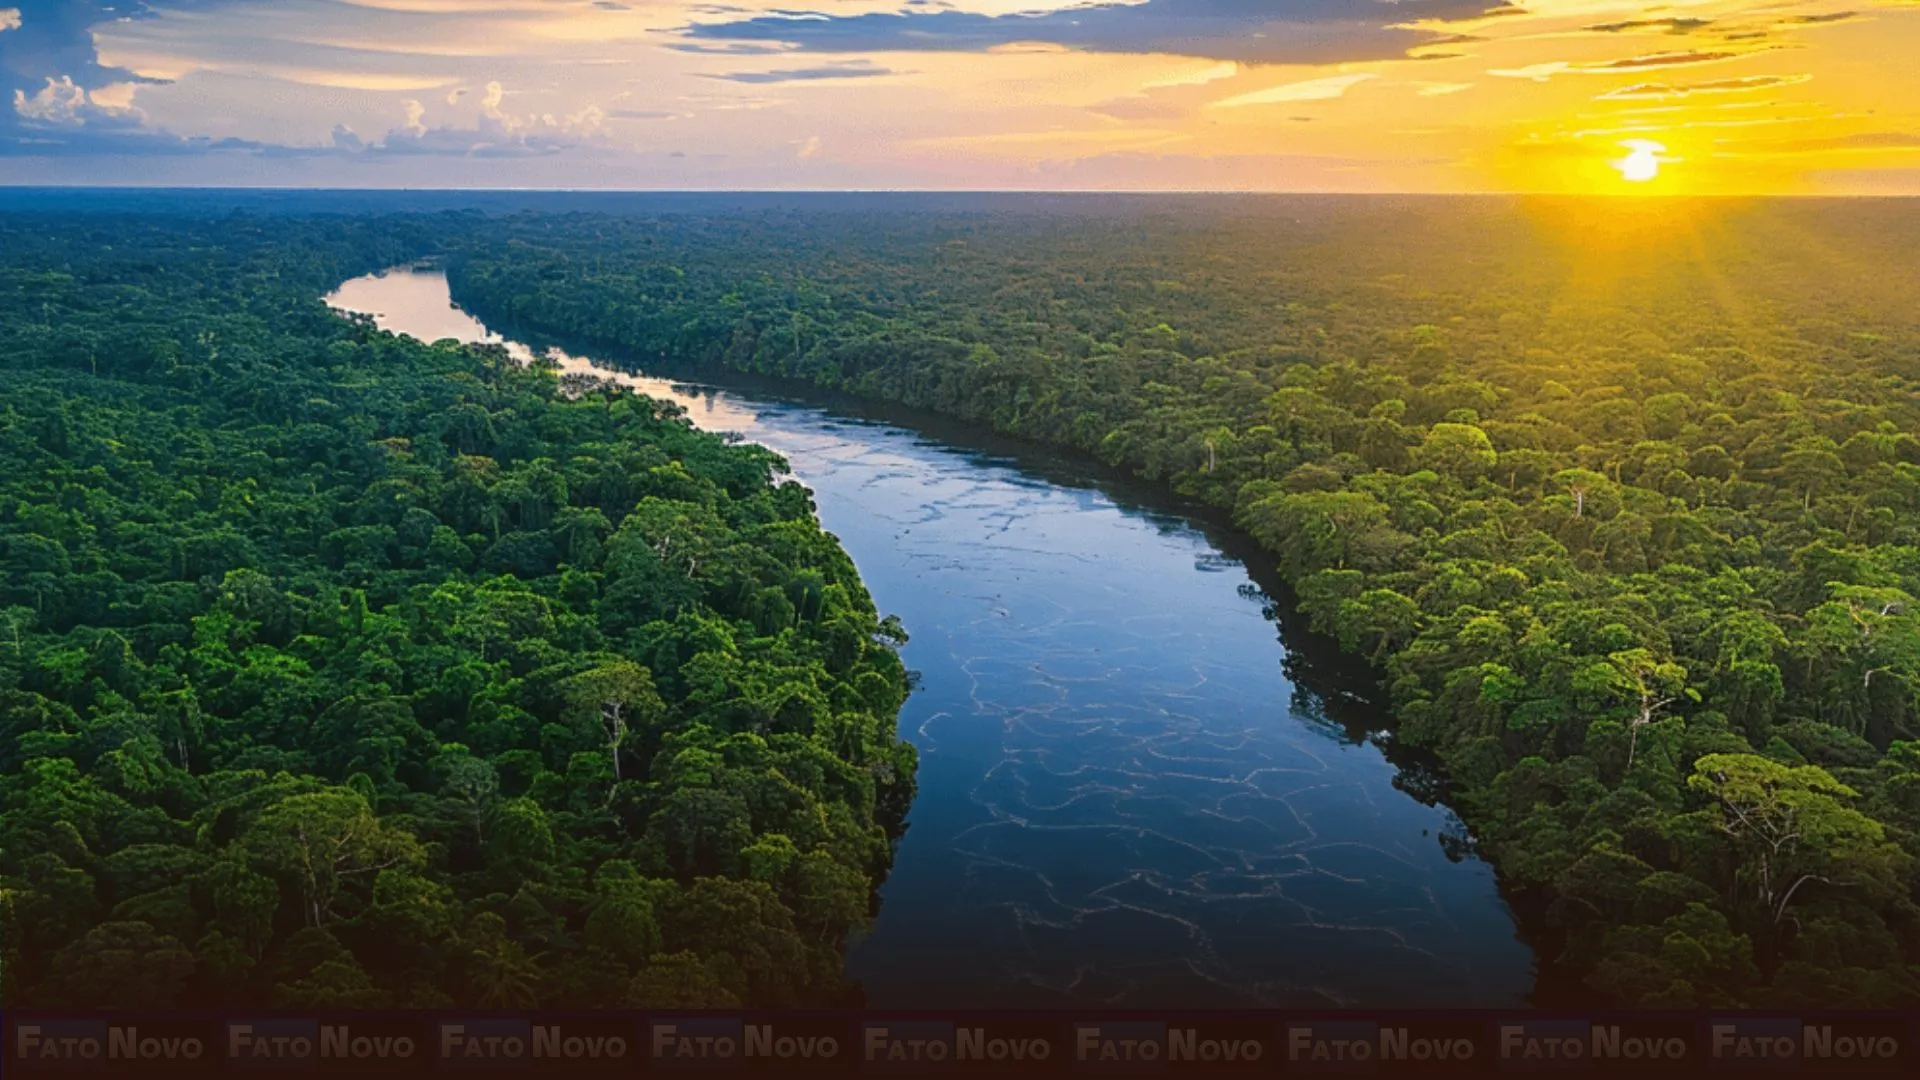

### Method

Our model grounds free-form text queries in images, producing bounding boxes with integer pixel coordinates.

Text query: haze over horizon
[3,1,1919,196]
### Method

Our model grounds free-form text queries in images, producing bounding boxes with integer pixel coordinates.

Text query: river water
[326,267,1533,1009]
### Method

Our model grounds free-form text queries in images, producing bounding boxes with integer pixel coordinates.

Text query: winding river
[326,266,1533,1009]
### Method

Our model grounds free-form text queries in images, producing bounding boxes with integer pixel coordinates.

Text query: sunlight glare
[1614,140,1668,185]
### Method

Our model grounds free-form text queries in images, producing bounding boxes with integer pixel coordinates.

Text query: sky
[0,0,1916,193]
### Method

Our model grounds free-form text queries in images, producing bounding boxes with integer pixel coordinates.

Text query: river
[326,266,1533,1009]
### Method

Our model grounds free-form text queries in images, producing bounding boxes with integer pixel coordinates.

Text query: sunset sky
[2,0,1916,193]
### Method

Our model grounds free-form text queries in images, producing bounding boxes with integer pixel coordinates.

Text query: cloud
[0,0,453,153]
[1211,73,1376,107]
[1598,73,1812,99]
[13,73,143,127]
[1490,62,1570,82]
[1777,12,1858,27]
[1601,50,1743,70]
[702,60,899,84]
[666,41,794,56]
[1494,49,1769,81]
[1585,18,1713,34]
[1574,10,1857,51]
[252,78,611,160]
[1086,60,1238,120]
[681,0,1516,67]
[1,2,170,114]
[1142,60,1237,90]
[0,0,1897,191]
[1087,94,1192,121]
[1770,131,1920,153]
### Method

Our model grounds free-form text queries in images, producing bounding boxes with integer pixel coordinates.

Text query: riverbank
[435,198,1920,1006]
[339,266,1538,1007]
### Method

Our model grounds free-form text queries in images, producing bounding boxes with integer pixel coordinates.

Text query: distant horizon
[5,185,1919,201]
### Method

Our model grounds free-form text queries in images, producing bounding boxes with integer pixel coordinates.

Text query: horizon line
[2,184,1918,200]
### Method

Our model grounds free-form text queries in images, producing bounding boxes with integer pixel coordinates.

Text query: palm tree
[470,937,544,1008]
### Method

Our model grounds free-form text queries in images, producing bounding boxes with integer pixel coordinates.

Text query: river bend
[326,266,1533,1009]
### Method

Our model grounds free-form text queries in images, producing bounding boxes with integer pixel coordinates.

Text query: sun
[1612,140,1671,185]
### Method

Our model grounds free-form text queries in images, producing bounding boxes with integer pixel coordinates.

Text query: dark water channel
[327,267,1534,1009]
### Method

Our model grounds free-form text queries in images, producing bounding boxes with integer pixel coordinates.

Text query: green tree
[464,912,543,1008]
[1687,755,1910,950]
[243,790,425,928]
[1413,422,1497,483]
[41,922,196,1007]
[564,661,665,785]
[1604,648,1692,772]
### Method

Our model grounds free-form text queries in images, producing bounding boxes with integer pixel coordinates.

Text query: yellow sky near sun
[41,0,1920,192]
[856,0,1920,194]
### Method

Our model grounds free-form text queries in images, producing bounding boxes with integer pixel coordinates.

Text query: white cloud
[371,79,607,157]
[0,8,21,34]
[14,78,88,124]
[90,83,140,112]
[1141,61,1238,91]
[1210,73,1376,108]
[45,0,1032,180]
[797,134,820,159]
[1489,62,1571,82]
[13,75,145,127]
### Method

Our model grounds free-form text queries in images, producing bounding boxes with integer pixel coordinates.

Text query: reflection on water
[326,267,1534,1008]
[328,268,759,433]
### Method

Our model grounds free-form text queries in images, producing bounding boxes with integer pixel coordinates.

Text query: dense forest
[0,213,917,1008]
[12,195,1920,1010]
[443,197,1920,1006]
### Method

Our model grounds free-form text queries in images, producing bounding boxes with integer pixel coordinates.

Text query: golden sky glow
[1,0,1917,193]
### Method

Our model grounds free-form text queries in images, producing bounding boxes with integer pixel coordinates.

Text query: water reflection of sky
[327,268,762,433]
[328,268,1534,1009]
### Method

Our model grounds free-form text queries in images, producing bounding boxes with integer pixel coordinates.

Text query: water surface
[326,267,1534,1008]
